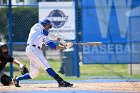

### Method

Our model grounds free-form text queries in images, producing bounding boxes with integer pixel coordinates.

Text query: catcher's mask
[0,43,8,53]
[40,19,52,29]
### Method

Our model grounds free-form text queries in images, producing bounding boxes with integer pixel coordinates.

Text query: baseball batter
[13,18,73,87]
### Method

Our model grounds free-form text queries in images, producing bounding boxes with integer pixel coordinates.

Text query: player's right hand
[57,42,73,50]
[64,42,73,49]
[56,44,66,50]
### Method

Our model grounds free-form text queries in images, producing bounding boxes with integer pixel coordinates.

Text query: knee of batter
[29,72,38,79]
[29,70,39,79]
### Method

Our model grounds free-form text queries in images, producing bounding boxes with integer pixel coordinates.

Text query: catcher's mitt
[20,65,29,75]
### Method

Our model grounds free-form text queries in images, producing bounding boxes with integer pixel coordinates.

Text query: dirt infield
[0,82,140,92]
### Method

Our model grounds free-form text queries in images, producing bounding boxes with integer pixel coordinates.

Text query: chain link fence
[0,1,76,77]
[0,5,8,42]
[0,2,64,61]
[1,0,139,79]
[0,0,80,61]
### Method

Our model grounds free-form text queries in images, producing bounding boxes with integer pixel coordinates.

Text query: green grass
[4,59,140,80]
[80,64,127,76]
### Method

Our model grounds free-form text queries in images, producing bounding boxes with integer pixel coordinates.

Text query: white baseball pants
[26,45,51,79]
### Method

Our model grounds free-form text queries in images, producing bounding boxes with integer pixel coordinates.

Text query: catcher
[0,43,29,86]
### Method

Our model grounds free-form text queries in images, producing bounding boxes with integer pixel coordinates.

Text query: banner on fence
[39,2,75,40]
[81,0,140,64]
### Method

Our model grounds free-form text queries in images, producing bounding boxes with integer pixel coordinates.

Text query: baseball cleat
[12,77,20,87]
[59,81,73,87]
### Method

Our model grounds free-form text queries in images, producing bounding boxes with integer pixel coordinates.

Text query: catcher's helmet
[0,43,8,49]
[0,43,8,54]
[40,19,52,28]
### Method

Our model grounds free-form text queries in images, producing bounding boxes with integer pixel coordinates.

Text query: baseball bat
[74,42,102,46]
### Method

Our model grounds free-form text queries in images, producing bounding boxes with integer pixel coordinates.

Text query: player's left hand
[65,42,73,49]
[60,42,73,49]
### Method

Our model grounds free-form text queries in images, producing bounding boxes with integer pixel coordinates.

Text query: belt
[27,44,41,49]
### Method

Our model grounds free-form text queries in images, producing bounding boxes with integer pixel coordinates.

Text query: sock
[46,68,57,78]
[46,68,64,83]
[16,73,31,81]
[54,74,64,83]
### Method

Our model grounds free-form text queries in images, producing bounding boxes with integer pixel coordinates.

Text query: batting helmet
[40,19,52,28]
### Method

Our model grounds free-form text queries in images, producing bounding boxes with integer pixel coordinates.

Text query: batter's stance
[13,19,73,87]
